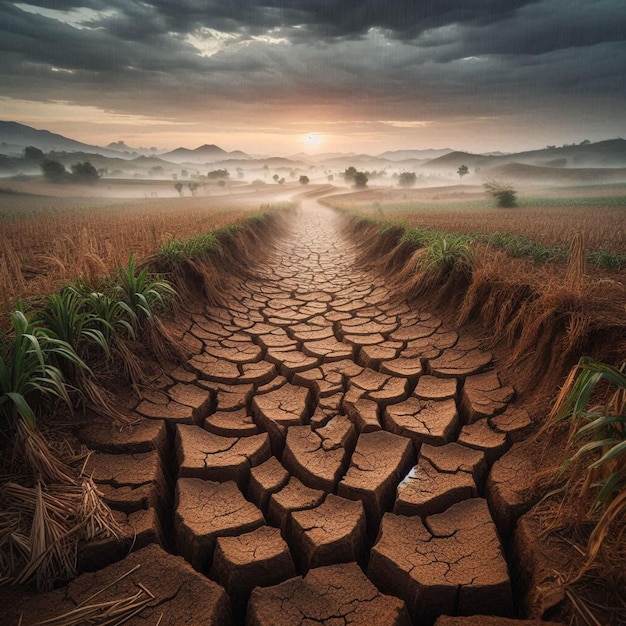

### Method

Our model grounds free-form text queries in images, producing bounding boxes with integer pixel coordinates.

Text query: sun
[303,133,322,148]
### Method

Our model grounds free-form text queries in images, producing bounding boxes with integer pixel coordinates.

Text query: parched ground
[6,200,563,626]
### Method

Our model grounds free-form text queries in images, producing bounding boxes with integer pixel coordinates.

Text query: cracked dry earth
[12,203,538,626]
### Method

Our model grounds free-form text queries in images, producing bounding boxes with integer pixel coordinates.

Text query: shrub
[484,180,517,207]
[353,172,368,188]
[70,161,100,183]
[41,159,67,183]
[398,172,417,188]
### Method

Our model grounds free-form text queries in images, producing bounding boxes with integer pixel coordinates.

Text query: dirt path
[14,201,535,625]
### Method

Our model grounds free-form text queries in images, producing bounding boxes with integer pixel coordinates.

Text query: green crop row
[358,216,626,271]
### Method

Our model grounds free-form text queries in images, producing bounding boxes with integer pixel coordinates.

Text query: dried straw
[28,565,155,626]
[1,424,122,591]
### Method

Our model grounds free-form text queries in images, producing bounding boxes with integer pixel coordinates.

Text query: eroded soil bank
[3,202,563,626]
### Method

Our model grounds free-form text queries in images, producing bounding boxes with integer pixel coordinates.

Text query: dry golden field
[325,184,626,253]
[0,189,279,308]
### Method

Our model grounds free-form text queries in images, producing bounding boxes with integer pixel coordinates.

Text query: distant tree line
[20,146,101,184]
[41,158,100,184]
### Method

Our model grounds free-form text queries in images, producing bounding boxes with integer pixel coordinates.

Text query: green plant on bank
[0,309,86,430]
[114,253,176,330]
[587,249,626,271]
[399,227,436,248]
[363,214,623,270]
[486,232,568,263]
[416,235,476,272]
[80,287,137,345]
[160,232,221,263]
[158,213,270,265]
[379,219,407,237]
[547,357,626,572]
[37,286,111,362]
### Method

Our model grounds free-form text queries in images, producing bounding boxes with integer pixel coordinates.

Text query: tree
[457,164,469,181]
[353,172,368,188]
[343,166,358,183]
[398,172,417,188]
[174,182,183,196]
[71,161,100,183]
[188,181,199,196]
[41,158,67,183]
[484,180,517,207]
[207,169,229,180]
[24,146,44,161]
[273,174,280,183]
[299,175,309,185]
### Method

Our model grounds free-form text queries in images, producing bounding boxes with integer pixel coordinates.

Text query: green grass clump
[399,227,437,248]
[1,253,176,430]
[0,309,86,430]
[485,232,568,263]
[416,235,476,272]
[37,286,111,361]
[114,253,176,329]
[546,357,626,573]
[587,249,626,271]
[160,232,221,263]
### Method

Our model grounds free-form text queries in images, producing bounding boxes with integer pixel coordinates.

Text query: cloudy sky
[1,0,625,154]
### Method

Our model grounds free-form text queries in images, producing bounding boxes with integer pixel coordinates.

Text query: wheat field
[325,186,626,253]
[0,193,265,308]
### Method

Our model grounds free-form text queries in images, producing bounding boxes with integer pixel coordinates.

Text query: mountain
[160,144,232,164]
[378,148,453,161]
[422,151,492,170]
[106,141,157,157]
[423,139,626,171]
[483,162,626,184]
[228,150,252,160]
[502,139,626,168]
[0,121,121,157]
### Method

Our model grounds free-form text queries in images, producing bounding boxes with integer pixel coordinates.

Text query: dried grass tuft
[1,422,122,591]
[566,232,587,294]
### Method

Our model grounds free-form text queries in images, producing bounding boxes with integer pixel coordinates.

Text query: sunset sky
[1,1,625,155]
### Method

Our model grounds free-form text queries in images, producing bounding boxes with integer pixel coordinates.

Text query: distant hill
[378,148,453,161]
[423,139,626,171]
[0,121,121,157]
[483,162,626,184]
[502,139,626,168]
[228,150,252,160]
[160,144,239,164]
[316,154,394,168]
[422,151,492,170]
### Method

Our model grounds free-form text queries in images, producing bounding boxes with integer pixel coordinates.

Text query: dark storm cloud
[11,0,540,41]
[147,0,543,41]
[1,0,625,148]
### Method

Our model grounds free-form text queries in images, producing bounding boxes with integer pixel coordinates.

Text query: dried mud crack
[7,202,546,626]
